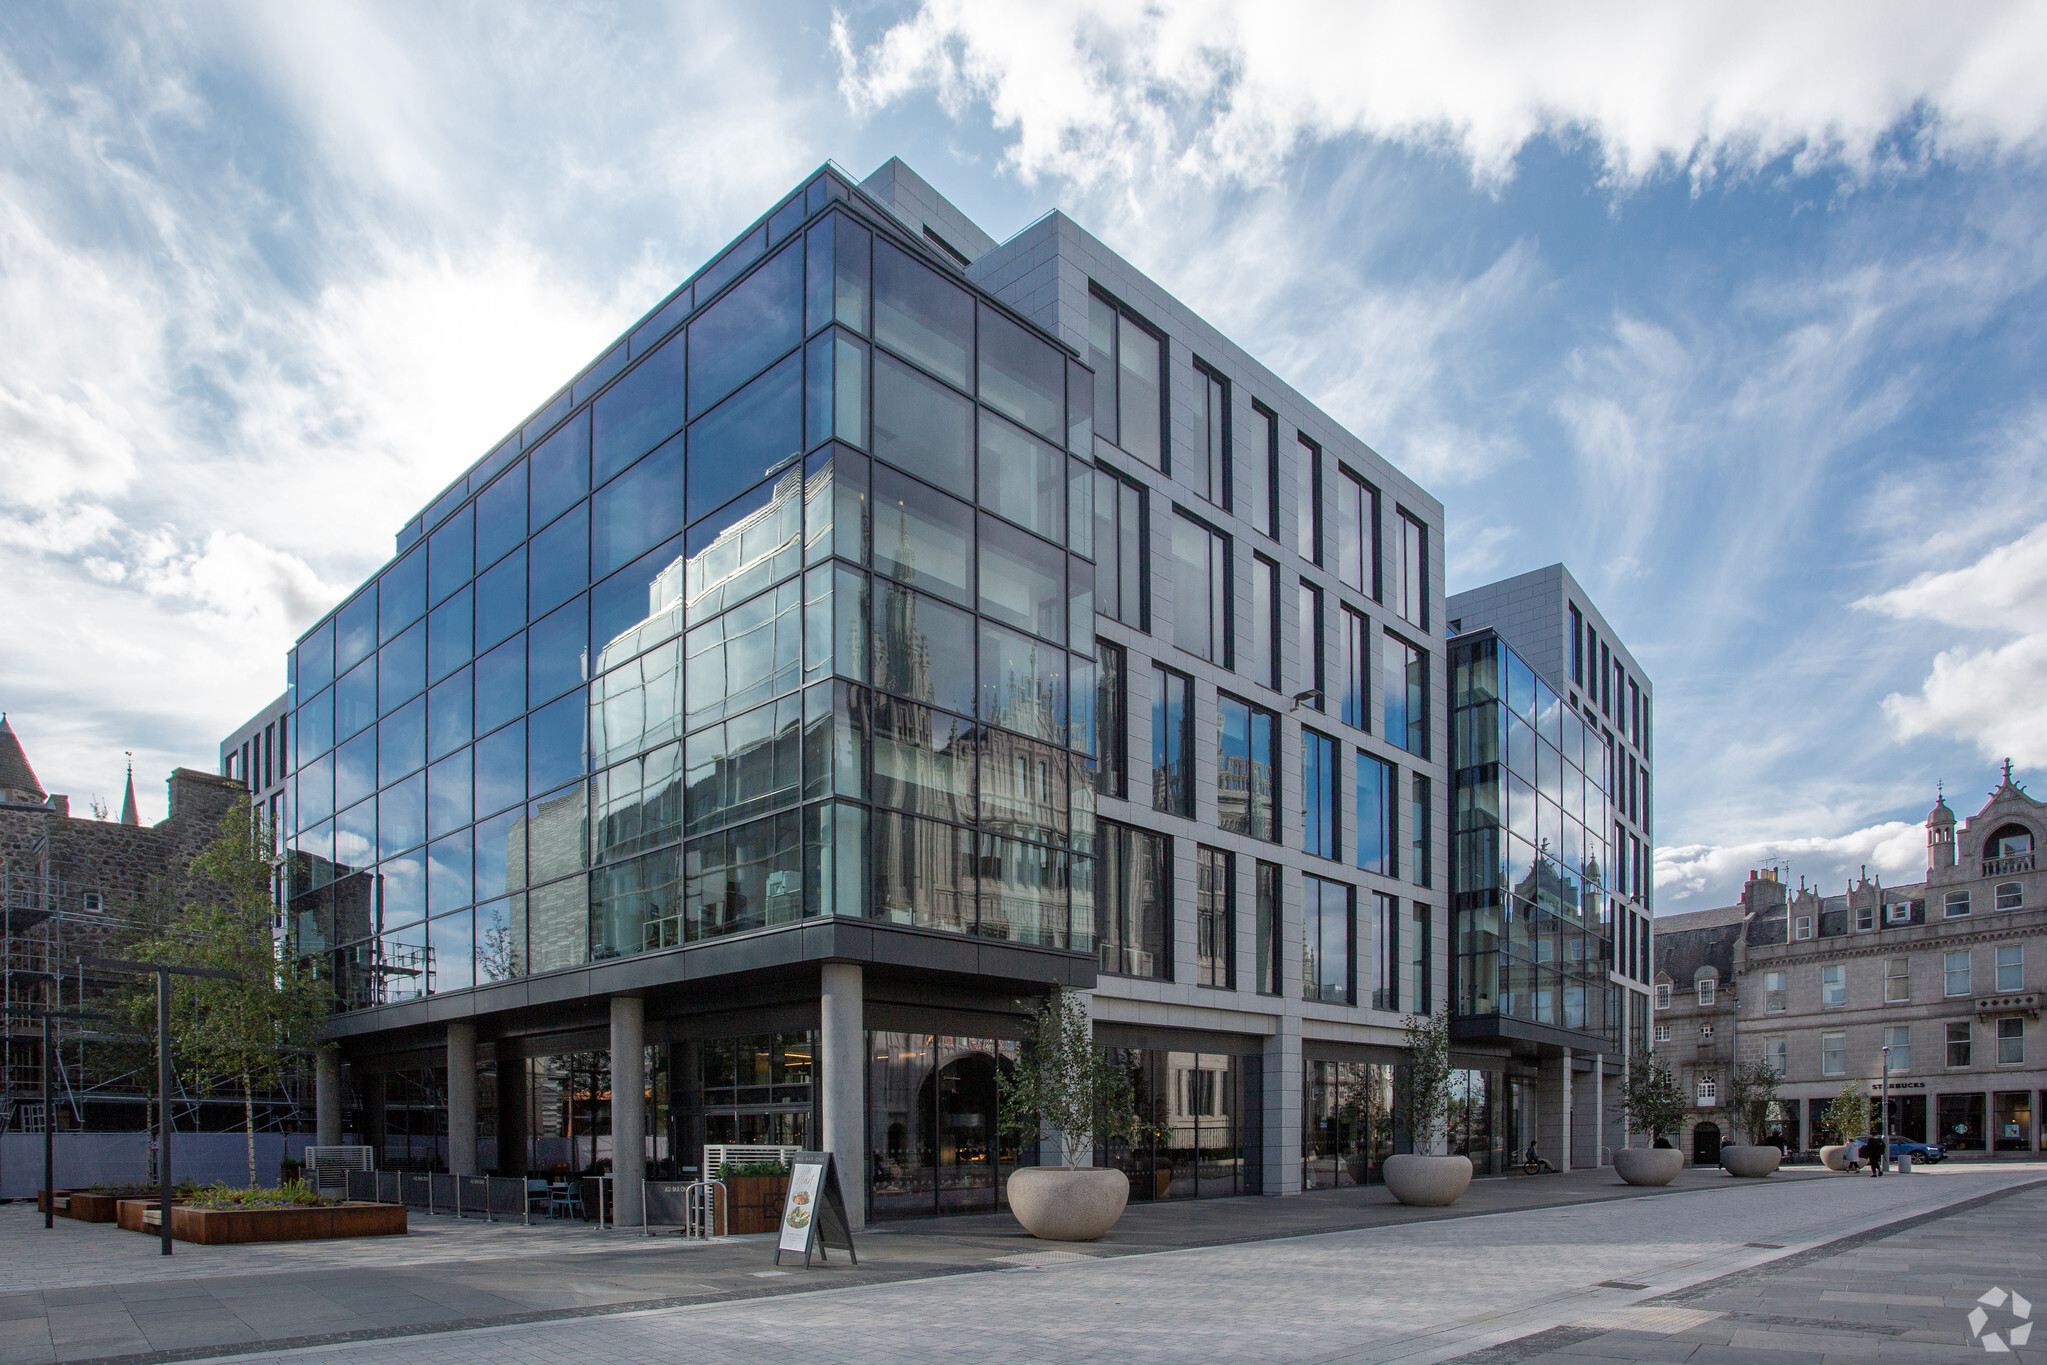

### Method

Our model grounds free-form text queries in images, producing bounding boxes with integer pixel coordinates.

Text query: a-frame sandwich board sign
[773,1150,858,1269]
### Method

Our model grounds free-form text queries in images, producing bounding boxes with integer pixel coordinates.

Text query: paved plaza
[0,1163,2041,1364]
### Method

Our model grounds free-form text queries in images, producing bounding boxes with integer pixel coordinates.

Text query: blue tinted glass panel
[428,749,471,840]
[522,389,571,449]
[686,352,802,525]
[979,621,1066,743]
[428,586,472,684]
[692,226,766,309]
[572,342,629,407]
[429,829,473,913]
[378,772,425,858]
[475,545,526,651]
[530,409,590,528]
[594,331,688,486]
[428,504,474,606]
[805,216,834,335]
[378,621,426,715]
[591,533,683,659]
[872,351,972,490]
[335,657,378,740]
[380,849,425,925]
[427,667,472,761]
[478,433,520,485]
[336,590,378,673]
[475,634,526,736]
[977,513,1065,644]
[475,809,520,900]
[378,696,425,786]
[335,729,377,811]
[476,461,527,570]
[687,243,802,415]
[297,752,334,826]
[593,437,684,578]
[475,720,527,817]
[978,303,1063,441]
[529,689,588,795]
[529,503,589,617]
[299,687,335,762]
[874,241,972,389]
[871,584,976,717]
[530,595,588,704]
[379,548,425,643]
[335,798,375,874]
[629,287,691,359]
[299,620,334,694]
[978,409,1064,542]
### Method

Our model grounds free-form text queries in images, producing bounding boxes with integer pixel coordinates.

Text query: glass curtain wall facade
[1449,632,1616,1042]
[285,170,1099,1000]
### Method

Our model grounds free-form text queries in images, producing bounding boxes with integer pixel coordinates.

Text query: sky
[2,2,2045,911]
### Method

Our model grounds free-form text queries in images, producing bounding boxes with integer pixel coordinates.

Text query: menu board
[774,1151,857,1269]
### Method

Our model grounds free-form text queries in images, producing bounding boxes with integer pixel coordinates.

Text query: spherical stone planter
[1007,1167,1130,1241]
[1612,1146,1684,1187]
[1720,1144,1782,1178]
[1820,1144,1851,1172]
[1382,1153,1473,1207]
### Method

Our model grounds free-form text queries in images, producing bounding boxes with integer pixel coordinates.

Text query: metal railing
[345,1168,535,1223]
[643,1178,726,1238]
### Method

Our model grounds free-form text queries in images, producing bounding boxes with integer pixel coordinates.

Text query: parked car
[1850,1136,1945,1167]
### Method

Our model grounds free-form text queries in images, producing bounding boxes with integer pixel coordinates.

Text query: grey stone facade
[1659,764,2046,1159]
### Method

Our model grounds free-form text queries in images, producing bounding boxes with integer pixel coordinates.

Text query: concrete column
[446,1022,478,1177]
[315,1045,342,1148]
[1558,1048,1574,1172]
[1263,1012,1302,1195]
[1592,1060,1606,1166]
[820,961,866,1229]
[1537,1047,1573,1171]
[496,1051,527,1176]
[610,997,646,1225]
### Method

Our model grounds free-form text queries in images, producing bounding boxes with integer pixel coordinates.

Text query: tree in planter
[134,810,331,1187]
[1395,1012,1453,1154]
[997,988,1138,1168]
[1726,1056,1785,1147]
[1819,1082,1870,1146]
[1619,1046,1688,1147]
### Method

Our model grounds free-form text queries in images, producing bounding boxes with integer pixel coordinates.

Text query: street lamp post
[1880,1044,1892,1175]
[42,1010,53,1230]
[80,957,239,1256]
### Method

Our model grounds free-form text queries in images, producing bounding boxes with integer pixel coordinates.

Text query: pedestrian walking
[1862,1133,1885,1178]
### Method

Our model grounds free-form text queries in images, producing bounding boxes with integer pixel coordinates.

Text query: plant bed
[169,1201,405,1244]
[36,1189,81,1217]
[117,1198,188,1233]
[721,1175,789,1234]
[65,1192,125,1222]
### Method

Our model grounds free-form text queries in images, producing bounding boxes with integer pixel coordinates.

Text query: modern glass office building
[1444,565,1655,1170]
[286,158,1460,1220]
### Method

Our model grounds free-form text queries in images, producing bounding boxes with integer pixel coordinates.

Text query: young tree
[1820,1082,1870,1145]
[135,809,331,1186]
[1396,1012,1453,1154]
[1727,1055,1785,1146]
[997,988,1137,1168]
[1619,1046,1688,1146]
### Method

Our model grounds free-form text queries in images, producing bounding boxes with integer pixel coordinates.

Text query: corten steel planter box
[64,1192,123,1222]
[170,1202,407,1245]
[722,1176,789,1234]
[117,1198,188,1233]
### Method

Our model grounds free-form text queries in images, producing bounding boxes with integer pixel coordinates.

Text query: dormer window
[1794,915,1813,940]
[1696,979,1715,1007]
[1654,982,1671,1009]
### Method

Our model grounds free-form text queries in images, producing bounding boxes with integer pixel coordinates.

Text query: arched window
[1986,823,2035,861]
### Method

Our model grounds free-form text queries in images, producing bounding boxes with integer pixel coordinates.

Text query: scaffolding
[1,861,309,1133]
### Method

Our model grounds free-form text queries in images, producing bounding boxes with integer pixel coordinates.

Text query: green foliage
[89,1181,197,1197]
[1727,1055,1784,1146]
[129,808,332,1186]
[186,1180,332,1210]
[715,1160,790,1179]
[1395,1012,1453,1153]
[996,987,1137,1168]
[1819,1082,1870,1144]
[1620,1047,1688,1143]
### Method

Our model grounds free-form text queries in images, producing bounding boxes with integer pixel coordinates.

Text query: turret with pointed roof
[0,713,47,806]
[119,757,140,826]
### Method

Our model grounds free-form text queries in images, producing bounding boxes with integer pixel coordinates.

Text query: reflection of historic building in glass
[1445,564,1654,1173]
[287,156,1469,1217]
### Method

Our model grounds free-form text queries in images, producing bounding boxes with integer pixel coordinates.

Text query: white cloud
[835,1,2047,192]
[1656,820,1926,907]
[1861,523,2047,766]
